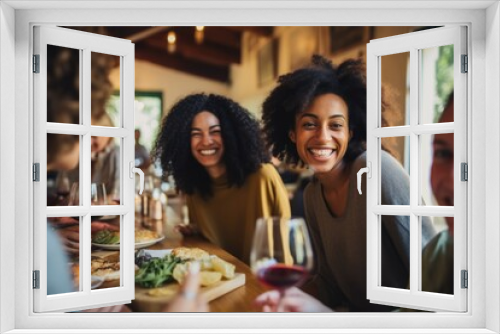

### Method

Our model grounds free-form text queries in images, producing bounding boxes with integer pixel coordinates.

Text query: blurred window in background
[107,91,163,156]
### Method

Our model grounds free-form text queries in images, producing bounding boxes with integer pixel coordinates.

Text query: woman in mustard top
[155,93,291,264]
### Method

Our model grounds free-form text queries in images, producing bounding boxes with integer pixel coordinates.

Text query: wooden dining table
[130,234,267,312]
[91,198,268,312]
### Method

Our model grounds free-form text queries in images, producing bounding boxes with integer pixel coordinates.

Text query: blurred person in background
[46,28,119,255]
[45,27,208,312]
[256,55,436,312]
[154,93,291,264]
[421,91,455,294]
[135,129,151,170]
[67,112,121,202]
[44,28,124,310]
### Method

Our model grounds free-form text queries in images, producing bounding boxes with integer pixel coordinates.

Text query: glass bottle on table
[149,177,164,220]
[135,175,142,214]
[141,175,154,218]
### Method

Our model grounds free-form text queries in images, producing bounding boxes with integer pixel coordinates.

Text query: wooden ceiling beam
[225,26,274,37]
[145,31,240,66]
[135,44,229,83]
[126,26,170,42]
[202,27,242,49]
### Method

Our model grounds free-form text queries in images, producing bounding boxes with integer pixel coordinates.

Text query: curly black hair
[154,93,270,198]
[262,55,394,167]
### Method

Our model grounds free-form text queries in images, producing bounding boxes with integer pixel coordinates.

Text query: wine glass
[55,171,71,205]
[91,183,107,221]
[68,182,107,221]
[250,217,314,293]
[91,183,108,206]
[68,182,80,206]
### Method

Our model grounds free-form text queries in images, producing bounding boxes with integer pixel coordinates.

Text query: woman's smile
[290,93,350,174]
[199,149,217,156]
[190,111,226,179]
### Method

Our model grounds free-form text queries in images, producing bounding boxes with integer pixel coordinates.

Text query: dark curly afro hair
[154,93,270,198]
[262,55,394,167]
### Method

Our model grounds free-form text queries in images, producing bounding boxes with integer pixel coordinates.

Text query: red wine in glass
[257,264,309,290]
[251,217,314,293]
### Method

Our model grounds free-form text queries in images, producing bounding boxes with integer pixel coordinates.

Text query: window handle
[129,161,144,194]
[357,162,371,195]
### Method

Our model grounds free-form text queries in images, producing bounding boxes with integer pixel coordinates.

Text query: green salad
[134,255,183,288]
[92,230,120,244]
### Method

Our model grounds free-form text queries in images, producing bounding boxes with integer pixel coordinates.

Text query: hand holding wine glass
[251,217,314,303]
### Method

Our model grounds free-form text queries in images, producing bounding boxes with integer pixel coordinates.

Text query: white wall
[231,26,416,120]
[230,26,330,117]
[109,59,230,116]
[0,2,16,333]
[111,27,416,123]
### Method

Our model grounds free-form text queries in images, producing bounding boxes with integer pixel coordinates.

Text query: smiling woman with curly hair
[255,55,436,312]
[155,93,290,263]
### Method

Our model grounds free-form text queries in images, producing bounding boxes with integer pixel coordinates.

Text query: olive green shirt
[187,163,291,264]
[422,230,454,295]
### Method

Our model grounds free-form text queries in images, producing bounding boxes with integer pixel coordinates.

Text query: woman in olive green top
[155,93,291,264]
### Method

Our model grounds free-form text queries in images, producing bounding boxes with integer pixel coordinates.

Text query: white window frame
[33,26,136,312]
[0,1,498,333]
[365,26,467,312]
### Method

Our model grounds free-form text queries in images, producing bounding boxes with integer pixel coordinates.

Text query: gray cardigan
[303,151,436,312]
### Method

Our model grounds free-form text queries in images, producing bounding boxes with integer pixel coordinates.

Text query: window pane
[47,216,81,294]
[91,217,121,290]
[91,136,121,204]
[380,51,410,127]
[381,215,410,290]
[420,133,454,206]
[421,216,453,295]
[419,45,454,125]
[47,45,80,125]
[92,52,120,127]
[380,136,410,205]
[47,134,81,206]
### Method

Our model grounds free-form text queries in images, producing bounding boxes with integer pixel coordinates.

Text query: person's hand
[175,223,200,237]
[57,228,80,255]
[57,222,120,255]
[48,216,79,228]
[162,262,209,312]
[254,287,332,312]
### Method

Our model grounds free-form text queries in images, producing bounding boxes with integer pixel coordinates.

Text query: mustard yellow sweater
[186,164,291,264]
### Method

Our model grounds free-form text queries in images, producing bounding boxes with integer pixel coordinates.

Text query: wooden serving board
[131,273,245,312]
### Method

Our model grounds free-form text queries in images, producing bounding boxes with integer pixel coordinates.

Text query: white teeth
[200,149,216,156]
[310,149,334,157]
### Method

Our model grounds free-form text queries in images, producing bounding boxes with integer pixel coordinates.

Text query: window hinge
[461,54,468,73]
[33,163,40,182]
[461,162,468,181]
[33,270,40,289]
[461,270,468,289]
[33,54,40,73]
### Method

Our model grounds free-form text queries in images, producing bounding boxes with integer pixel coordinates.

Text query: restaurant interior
[45,25,453,313]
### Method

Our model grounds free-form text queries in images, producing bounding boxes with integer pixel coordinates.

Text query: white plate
[92,236,165,250]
